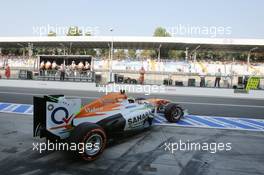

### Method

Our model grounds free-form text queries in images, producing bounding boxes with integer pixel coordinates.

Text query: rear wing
[33,95,81,140]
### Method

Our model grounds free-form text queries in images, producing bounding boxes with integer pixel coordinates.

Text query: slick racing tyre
[69,123,107,161]
[164,103,183,123]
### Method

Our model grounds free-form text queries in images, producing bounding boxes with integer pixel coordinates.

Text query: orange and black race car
[33,91,186,161]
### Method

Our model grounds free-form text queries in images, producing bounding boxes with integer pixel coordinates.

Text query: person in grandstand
[39,61,45,76]
[5,64,10,79]
[70,61,77,77]
[45,61,51,70]
[51,61,58,70]
[214,68,222,88]
[59,64,66,81]
[84,61,90,71]
[199,69,206,87]
[139,66,145,85]
[84,61,91,77]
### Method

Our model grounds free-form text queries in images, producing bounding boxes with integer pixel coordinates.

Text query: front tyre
[69,123,107,161]
[164,103,183,123]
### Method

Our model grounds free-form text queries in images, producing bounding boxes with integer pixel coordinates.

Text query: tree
[168,50,185,60]
[127,49,137,58]
[153,27,171,37]
[152,27,171,58]
[85,32,92,36]
[97,48,110,58]
[48,31,56,37]
[67,26,82,36]
[115,49,126,59]
[85,49,96,56]
[140,49,156,59]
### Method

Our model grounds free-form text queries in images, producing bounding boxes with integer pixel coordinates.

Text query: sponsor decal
[50,107,69,125]
[127,112,151,128]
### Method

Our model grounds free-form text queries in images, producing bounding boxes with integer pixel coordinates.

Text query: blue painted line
[183,117,205,126]
[176,120,193,126]
[155,114,194,126]
[0,103,11,111]
[188,115,225,128]
[239,119,264,128]
[213,117,258,130]
[156,115,166,122]
[153,118,161,123]
[13,105,31,113]
[0,102,264,132]
[25,109,33,114]
[2,104,18,112]
[157,113,165,117]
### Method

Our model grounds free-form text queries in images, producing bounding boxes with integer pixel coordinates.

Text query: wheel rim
[85,133,103,156]
[172,107,181,120]
[158,105,165,112]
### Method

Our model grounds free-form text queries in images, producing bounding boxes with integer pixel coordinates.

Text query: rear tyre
[69,123,107,161]
[164,103,183,123]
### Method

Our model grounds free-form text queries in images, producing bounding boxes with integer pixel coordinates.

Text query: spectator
[199,69,206,87]
[84,61,90,71]
[214,68,221,88]
[59,64,65,81]
[5,64,11,79]
[39,61,45,76]
[139,66,145,85]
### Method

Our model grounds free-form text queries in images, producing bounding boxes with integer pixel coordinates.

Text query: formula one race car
[33,91,186,161]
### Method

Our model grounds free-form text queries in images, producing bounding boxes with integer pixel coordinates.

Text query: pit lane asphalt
[0,86,264,119]
[0,113,263,175]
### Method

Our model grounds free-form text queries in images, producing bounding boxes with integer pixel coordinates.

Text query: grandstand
[0,36,264,88]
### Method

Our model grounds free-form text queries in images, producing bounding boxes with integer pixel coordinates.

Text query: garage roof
[0,36,264,52]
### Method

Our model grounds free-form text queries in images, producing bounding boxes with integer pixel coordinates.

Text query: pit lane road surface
[0,86,264,119]
[0,113,264,175]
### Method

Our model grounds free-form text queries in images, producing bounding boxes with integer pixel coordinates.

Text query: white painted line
[154,122,264,132]
[0,91,98,99]
[237,119,264,129]
[24,106,33,114]
[155,115,167,122]
[182,117,207,126]
[154,117,163,123]
[0,110,32,115]
[1,104,19,112]
[0,103,12,111]
[174,101,264,108]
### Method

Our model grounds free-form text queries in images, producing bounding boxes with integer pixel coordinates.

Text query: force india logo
[48,104,73,125]
[127,111,151,128]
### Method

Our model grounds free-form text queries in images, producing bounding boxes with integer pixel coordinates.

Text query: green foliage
[48,31,56,37]
[85,32,92,36]
[127,49,137,58]
[97,48,110,58]
[115,49,126,59]
[140,49,156,59]
[153,27,171,37]
[67,26,82,36]
[168,50,185,59]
